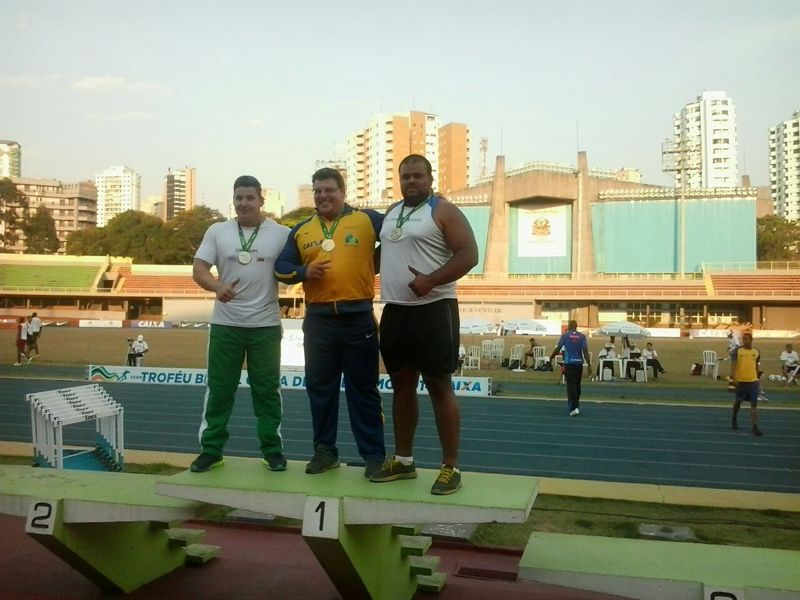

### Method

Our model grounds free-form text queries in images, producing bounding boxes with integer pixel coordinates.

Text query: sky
[1,0,798,216]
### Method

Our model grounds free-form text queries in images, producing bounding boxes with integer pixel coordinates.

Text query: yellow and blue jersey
[274,205,383,314]
[732,346,760,383]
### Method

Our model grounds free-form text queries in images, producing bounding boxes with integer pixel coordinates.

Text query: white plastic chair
[510,344,526,372]
[481,340,493,359]
[702,350,717,377]
[465,346,480,370]
[533,346,547,369]
[491,338,504,360]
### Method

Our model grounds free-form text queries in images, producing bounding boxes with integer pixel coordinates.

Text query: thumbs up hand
[215,278,240,303]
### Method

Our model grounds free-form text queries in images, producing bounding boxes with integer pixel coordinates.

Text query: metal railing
[703,261,800,271]
[463,272,704,282]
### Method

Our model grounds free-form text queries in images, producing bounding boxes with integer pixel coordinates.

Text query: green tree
[279,206,316,228]
[66,226,106,255]
[0,177,29,250]
[102,210,169,263]
[756,215,800,261]
[163,206,225,264]
[22,205,60,254]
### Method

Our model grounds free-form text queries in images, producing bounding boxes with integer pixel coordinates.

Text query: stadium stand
[0,263,103,292]
[117,266,207,294]
[710,274,800,296]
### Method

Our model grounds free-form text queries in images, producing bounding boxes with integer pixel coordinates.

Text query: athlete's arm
[407,200,478,297]
[193,259,238,303]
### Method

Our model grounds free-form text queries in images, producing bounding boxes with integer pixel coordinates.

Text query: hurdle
[27,383,124,471]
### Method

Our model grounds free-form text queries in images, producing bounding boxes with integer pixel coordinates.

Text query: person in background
[731,332,763,436]
[523,337,538,368]
[641,342,666,381]
[780,343,799,386]
[131,334,149,366]
[549,320,591,416]
[457,343,467,374]
[623,341,643,381]
[597,343,616,378]
[27,312,42,358]
[14,317,32,366]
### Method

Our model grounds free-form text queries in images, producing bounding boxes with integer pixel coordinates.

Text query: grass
[2,455,797,551]
[471,494,800,551]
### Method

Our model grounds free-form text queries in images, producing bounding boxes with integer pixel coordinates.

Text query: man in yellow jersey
[731,332,763,436]
[275,168,386,478]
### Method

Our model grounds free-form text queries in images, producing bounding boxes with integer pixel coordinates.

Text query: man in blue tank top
[550,320,591,416]
[370,154,479,495]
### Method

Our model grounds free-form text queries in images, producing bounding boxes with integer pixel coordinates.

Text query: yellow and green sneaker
[369,459,417,482]
[431,464,461,495]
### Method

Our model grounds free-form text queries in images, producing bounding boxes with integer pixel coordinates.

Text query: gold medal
[238,251,252,265]
[321,239,335,252]
[390,228,402,241]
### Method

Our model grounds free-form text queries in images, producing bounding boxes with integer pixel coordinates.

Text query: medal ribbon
[318,212,343,241]
[395,197,429,230]
[237,219,262,252]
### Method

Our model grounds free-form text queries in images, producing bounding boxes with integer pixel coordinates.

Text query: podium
[157,458,538,600]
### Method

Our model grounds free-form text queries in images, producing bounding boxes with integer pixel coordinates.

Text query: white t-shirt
[132,340,148,353]
[29,317,41,334]
[599,349,617,360]
[19,323,28,340]
[641,349,657,360]
[780,350,799,366]
[195,218,290,327]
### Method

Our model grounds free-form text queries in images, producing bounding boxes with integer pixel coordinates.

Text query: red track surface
[0,514,632,600]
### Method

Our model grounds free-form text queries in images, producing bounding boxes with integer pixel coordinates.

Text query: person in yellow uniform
[275,167,385,477]
[730,332,763,436]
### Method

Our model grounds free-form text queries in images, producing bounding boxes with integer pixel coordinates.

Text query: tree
[66,226,106,256]
[22,205,60,254]
[0,177,29,250]
[102,211,170,263]
[279,206,316,228]
[756,215,800,261]
[162,206,225,264]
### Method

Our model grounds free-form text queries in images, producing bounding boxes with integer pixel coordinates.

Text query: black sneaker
[263,452,287,472]
[364,460,383,479]
[369,459,417,482]
[752,425,763,437]
[305,444,340,474]
[191,452,224,473]
[431,465,462,495]
[732,418,738,430]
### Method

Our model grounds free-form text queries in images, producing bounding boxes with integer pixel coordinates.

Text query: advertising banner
[79,319,123,328]
[131,320,173,329]
[87,365,491,397]
[517,204,567,258]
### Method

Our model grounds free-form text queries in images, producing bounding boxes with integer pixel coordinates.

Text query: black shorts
[380,299,459,377]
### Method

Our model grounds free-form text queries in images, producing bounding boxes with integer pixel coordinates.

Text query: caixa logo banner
[87,366,491,397]
[131,321,173,328]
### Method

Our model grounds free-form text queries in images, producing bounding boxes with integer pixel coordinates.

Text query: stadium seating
[374,281,706,298]
[711,274,800,295]
[0,264,100,291]
[118,267,206,294]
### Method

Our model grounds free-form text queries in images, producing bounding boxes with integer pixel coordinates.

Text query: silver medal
[321,239,335,252]
[238,251,252,265]
[390,228,402,241]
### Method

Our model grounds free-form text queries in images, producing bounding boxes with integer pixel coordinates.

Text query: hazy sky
[2,0,798,215]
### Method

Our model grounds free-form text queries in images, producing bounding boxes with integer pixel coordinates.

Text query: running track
[1,378,799,494]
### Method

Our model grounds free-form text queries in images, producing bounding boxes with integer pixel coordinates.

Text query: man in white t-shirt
[191,175,291,473]
[27,313,42,358]
[14,317,32,365]
[131,334,149,366]
[780,343,799,385]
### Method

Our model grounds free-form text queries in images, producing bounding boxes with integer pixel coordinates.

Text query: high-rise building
[0,140,21,178]
[769,110,800,221]
[163,167,196,220]
[9,178,96,254]
[297,184,314,209]
[439,123,470,194]
[95,165,141,227]
[346,111,468,206]
[262,188,285,218]
[673,91,739,189]
[141,195,165,220]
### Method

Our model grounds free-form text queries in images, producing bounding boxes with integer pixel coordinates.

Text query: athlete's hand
[306,260,331,280]
[408,266,434,297]
[215,278,239,303]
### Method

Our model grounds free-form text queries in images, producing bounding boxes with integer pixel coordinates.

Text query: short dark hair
[233,175,262,198]
[399,154,432,177]
[568,320,578,330]
[312,168,345,192]
[743,332,753,339]
[32,312,37,317]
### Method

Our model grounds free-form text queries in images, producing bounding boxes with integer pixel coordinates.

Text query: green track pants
[199,324,283,457]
